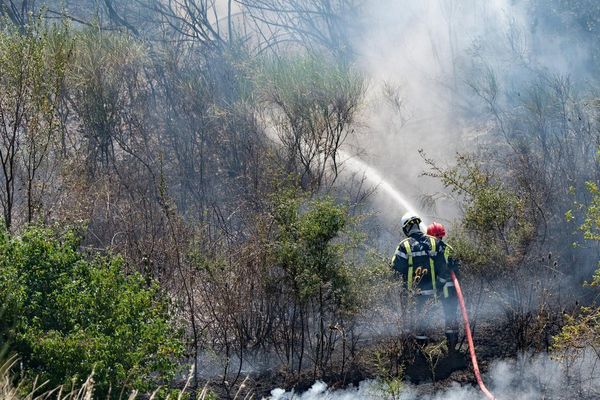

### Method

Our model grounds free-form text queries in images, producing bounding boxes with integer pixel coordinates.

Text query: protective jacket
[437,241,460,299]
[391,231,449,296]
[436,238,460,347]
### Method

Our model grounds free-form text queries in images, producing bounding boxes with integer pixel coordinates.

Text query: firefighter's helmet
[427,222,446,239]
[401,212,421,236]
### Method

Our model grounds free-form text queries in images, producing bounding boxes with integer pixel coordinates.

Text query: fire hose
[450,270,496,400]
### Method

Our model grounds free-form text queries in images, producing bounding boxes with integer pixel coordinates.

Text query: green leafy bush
[273,190,351,303]
[0,226,183,397]
[421,152,535,276]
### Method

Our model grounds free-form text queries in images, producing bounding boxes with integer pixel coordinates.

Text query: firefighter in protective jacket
[426,221,460,352]
[391,213,458,350]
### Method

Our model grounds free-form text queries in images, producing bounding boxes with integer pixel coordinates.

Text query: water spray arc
[339,151,420,216]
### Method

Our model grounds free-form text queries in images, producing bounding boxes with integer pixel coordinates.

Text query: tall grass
[0,357,247,400]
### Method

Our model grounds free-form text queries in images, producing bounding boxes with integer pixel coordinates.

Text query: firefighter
[426,221,460,352]
[392,213,448,346]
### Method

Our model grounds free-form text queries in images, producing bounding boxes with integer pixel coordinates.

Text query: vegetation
[0,226,183,397]
[0,0,598,399]
[262,55,365,190]
[552,167,600,369]
[0,356,217,400]
[0,19,70,229]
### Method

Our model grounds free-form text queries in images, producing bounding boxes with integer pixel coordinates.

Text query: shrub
[0,226,183,398]
[260,54,365,191]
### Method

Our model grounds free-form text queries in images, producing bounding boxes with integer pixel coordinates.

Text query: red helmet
[427,222,446,239]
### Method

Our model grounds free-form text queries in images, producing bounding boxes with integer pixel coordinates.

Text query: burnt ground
[244,349,474,399]
[199,300,585,400]
[217,322,512,399]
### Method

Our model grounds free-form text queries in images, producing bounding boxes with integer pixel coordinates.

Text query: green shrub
[0,226,183,398]
[273,191,351,303]
[421,152,535,276]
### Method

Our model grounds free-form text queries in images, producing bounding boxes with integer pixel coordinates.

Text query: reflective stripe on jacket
[391,231,447,294]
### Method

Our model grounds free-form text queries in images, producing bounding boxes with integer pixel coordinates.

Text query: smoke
[337,0,523,248]
[267,350,600,399]
[348,1,515,209]
[342,0,596,249]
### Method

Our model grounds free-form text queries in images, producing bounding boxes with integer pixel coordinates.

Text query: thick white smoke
[267,350,600,399]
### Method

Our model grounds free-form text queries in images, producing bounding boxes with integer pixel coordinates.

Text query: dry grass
[0,357,255,400]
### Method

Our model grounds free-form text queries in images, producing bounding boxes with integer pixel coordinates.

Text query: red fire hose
[451,271,496,400]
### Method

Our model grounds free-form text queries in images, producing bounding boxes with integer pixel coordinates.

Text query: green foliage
[421,340,448,382]
[564,180,600,248]
[368,342,406,399]
[70,27,147,114]
[581,181,600,242]
[422,150,562,351]
[374,375,404,399]
[0,17,72,227]
[553,307,600,354]
[1,354,216,400]
[0,19,70,123]
[261,53,364,116]
[421,152,535,275]
[273,190,351,303]
[68,27,148,171]
[0,226,183,398]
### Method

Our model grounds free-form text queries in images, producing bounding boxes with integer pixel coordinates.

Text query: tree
[269,190,360,375]
[0,20,71,229]
[240,0,359,60]
[552,157,600,396]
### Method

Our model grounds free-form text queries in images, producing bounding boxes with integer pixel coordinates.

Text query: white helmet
[401,212,422,236]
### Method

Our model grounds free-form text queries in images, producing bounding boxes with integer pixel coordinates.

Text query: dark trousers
[441,286,459,349]
[412,288,459,348]
[413,293,436,342]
